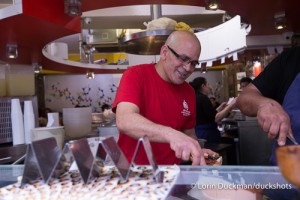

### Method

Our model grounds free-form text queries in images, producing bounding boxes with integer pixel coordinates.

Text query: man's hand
[169,132,206,165]
[257,101,292,146]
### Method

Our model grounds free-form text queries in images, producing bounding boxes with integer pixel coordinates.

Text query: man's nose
[183,62,195,72]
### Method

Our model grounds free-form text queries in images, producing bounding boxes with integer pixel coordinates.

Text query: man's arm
[236,83,291,146]
[115,101,206,165]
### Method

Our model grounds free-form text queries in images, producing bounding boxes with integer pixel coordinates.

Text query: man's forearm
[116,111,179,143]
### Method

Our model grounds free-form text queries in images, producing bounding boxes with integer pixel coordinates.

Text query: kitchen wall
[44,70,225,113]
[44,74,122,113]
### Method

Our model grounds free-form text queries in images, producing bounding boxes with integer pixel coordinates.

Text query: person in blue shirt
[236,46,300,165]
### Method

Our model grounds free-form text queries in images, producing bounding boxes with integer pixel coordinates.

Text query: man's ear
[160,45,168,60]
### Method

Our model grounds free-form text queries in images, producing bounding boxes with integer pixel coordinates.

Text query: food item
[189,153,222,165]
[204,153,222,166]
[144,17,177,30]
[175,22,193,33]
[0,165,179,200]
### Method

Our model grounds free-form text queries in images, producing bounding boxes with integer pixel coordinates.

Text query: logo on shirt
[181,100,191,116]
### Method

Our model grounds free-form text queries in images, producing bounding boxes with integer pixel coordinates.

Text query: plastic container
[63,107,92,139]
[6,64,35,96]
[31,126,65,149]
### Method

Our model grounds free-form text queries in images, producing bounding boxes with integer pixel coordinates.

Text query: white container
[63,107,92,139]
[11,98,25,145]
[46,112,60,127]
[31,126,65,149]
[23,100,35,144]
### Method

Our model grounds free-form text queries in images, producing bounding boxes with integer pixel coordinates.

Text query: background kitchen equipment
[0,96,39,144]
[62,107,92,139]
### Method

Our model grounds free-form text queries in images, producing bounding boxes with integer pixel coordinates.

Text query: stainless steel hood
[118,29,174,55]
[80,5,225,55]
[118,5,173,55]
[54,5,225,55]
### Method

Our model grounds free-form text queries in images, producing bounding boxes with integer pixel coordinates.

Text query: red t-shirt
[112,64,196,165]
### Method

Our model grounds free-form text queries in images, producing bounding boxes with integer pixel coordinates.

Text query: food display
[204,153,222,166]
[190,153,222,166]
[0,165,180,200]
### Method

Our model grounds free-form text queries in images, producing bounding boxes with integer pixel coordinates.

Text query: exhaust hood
[119,29,173,55]
[118,5,173,55]
[46,5,251,69]
[80,4,225,55]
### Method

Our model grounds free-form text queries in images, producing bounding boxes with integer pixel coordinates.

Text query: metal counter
[0,165,299,199]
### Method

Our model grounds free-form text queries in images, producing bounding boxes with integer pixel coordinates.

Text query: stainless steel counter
[0,165,298,199]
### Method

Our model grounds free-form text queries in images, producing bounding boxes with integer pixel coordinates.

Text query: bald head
[155,30,201,84]
[165,30,201,57]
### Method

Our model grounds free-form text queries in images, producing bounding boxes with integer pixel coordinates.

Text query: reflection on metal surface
[20,136,162,185]
[22,137,62,185]
[131,136,164,183]
[119,29,174,55]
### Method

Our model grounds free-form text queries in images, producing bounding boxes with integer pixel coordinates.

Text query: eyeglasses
[167,45,199,67]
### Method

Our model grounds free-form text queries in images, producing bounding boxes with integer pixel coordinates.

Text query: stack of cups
[11,99,25,145]
[23,100,35,144]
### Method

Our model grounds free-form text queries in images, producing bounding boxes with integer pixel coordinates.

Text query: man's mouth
[177,69,188,79]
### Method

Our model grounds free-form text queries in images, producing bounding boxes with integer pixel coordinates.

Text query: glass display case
[168,165,299,200]
[0,165,299,199]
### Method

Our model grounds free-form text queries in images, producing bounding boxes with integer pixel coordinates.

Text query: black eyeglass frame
[167,45,200,67]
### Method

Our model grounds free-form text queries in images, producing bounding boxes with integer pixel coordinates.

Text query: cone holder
[21,135,163,185]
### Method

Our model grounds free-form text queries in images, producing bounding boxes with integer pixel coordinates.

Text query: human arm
[236,83,291,146]
[115,101,206,165]
[215,98,236,123]
[216,102,227,112]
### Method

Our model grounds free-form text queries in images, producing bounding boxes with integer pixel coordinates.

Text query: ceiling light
[206,0,220,11]
[33,63,42,73]
[6,44,18,59]
[86,72,95,79]
[64,0,82,16]
[274,12,286,30]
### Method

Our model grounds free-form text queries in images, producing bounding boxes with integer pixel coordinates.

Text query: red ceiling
[0,0,299,73]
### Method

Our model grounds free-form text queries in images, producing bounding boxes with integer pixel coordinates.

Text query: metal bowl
[276,145,300,187]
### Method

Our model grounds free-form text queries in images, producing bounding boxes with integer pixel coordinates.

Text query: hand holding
[257,101,292,146]
[169,132,206,165]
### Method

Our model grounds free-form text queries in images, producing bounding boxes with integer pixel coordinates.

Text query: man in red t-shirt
[112,30,213,165]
